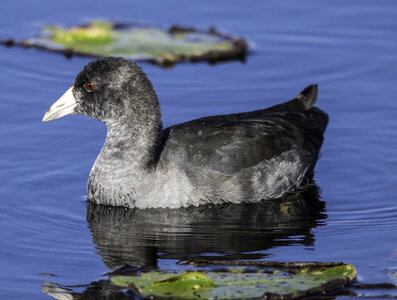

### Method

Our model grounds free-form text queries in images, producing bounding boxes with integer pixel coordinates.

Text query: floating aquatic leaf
[2,20,248,66]
[111,263,357,299]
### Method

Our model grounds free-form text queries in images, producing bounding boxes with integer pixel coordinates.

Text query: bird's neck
[87,115,162,207]
[101,116,163,168]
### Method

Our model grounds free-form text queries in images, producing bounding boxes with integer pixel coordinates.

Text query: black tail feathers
[296,84,318,110]
[265,84,319,113]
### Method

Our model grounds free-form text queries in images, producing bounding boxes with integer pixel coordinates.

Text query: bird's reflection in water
[87,184,326,270]
[42,185,326,299]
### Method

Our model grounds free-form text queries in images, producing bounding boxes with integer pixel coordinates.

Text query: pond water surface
[1,0,397,299]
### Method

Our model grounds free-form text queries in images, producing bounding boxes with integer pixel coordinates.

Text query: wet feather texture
[44,57,328,208]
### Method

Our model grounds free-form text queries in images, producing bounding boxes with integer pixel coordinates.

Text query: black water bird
[43,57,328,208]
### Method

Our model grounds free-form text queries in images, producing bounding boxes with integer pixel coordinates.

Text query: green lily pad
[114,271,216,298]
[111,263,357,299]
[4,20,248,66]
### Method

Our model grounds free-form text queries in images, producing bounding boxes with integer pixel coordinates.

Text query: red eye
[85,82,95,91]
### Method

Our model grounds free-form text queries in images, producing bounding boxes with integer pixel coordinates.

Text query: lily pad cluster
[110,262,357,299]
[1,21,248,66]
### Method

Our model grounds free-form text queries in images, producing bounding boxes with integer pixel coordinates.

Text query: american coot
[43,57,328,209]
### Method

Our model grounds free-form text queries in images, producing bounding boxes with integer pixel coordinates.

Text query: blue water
[1,0,397,298]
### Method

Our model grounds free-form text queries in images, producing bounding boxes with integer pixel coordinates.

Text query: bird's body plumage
[43,57,328,209]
